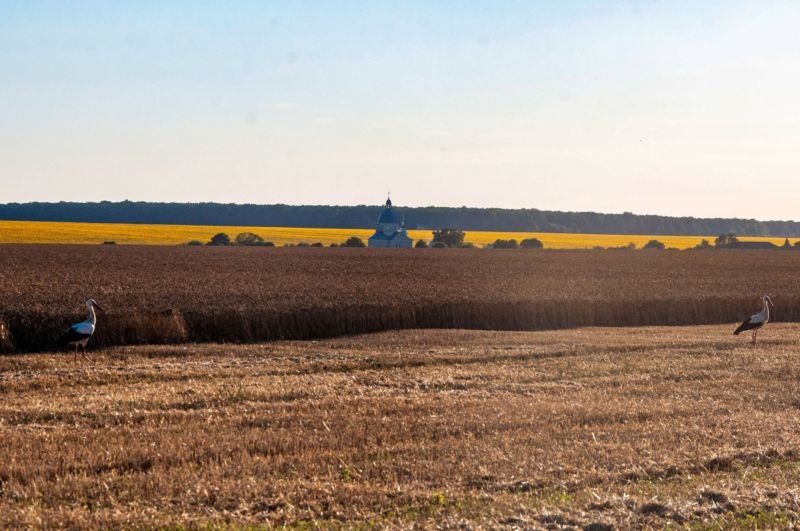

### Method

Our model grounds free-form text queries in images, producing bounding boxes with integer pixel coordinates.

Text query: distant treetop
[642,239,666,250]
[432,229,465,248]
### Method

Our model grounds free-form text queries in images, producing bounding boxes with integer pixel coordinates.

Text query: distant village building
[368,197,413,248]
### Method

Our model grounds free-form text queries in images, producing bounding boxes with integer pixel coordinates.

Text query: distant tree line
[490,238,543,249]
[3,201,800,237]
[202,232,277,246]
[200,232,368,248]
[198,229,550,250]
[194,230,799,251]
[691,233,800,250]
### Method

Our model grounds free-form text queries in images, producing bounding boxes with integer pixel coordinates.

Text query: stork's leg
[74,345,78,361]
[81,344,91,362]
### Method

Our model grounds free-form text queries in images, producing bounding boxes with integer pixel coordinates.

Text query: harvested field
[2,326,800,528]
[2,246,800,352]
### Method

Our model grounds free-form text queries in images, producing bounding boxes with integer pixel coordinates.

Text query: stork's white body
[59,299,101,360]
[747,307,769,328]
[65,319,95,348]
[734,295,773,344]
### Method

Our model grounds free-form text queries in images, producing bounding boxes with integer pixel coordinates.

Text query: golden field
[0,219,792,248]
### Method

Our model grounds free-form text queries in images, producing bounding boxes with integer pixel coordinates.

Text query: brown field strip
[2,326,800,528]
[2,246,800,353]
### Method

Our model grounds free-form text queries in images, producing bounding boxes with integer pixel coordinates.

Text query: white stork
[58,299,103,360]
[733,295,774,344]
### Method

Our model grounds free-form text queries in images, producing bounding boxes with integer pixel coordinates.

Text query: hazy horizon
[2,1,799,219]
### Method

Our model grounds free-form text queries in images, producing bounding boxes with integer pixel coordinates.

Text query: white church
[367,197,413,248]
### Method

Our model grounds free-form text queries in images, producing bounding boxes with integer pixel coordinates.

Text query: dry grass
[1,219,794,248]
[3,246,800,352]
[2,325,800,528]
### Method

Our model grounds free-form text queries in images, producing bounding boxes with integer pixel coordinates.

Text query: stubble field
[2,326,800,528]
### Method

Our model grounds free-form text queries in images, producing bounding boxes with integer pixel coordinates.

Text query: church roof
[378,197,400,224]
[368,229,411,241]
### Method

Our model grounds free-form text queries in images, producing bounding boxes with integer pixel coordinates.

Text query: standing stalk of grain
[0,318,14,353]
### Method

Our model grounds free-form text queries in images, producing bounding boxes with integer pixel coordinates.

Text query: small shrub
[432,228,465,248]
[415,240,428,249]
[102,241,117,245]
[492,239,519,249]
[207,233,231,246]
[311,242,323,247]
[608,242,636,250]
[430,241,447,248]
[187,240,204,246]
[715,233,738,248]
[642,239,665,250]
[520,238,543,249]
[235,232,267,246]
[342,237,366,248]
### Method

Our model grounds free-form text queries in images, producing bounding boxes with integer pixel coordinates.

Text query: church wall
[368,237,390,248]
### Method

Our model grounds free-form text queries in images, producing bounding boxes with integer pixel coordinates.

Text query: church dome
[378,198,400,224]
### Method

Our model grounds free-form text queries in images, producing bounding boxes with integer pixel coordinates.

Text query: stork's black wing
[733,318,762,335]
[58,326,92,346]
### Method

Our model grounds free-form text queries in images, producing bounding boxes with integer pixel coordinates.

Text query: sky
[1,1,799,220]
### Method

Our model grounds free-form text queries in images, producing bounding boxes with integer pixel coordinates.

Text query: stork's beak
[94,303,104,312]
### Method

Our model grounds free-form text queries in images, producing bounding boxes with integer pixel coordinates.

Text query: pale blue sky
[1,1,799,219]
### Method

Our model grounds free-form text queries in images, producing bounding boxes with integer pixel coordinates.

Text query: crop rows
[2,246,800,352]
